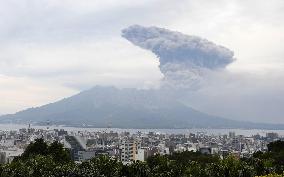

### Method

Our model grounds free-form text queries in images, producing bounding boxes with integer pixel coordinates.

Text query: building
[77,150,96,161]
[120,138,141,163]
[266,132,278,140]
[229,132,236,139]
[199,147,212,155]
[64,136,87,161]
[232,137,241,151]
[0,149,24,164]
[136,149,146,161]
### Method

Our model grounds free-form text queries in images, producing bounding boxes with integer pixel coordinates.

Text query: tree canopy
[1,139,284,177]
[16,138,71,163]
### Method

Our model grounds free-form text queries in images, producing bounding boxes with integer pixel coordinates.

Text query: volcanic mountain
[0,86,283,129]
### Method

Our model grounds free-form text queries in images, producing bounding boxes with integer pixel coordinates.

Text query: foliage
[256,173,284,177]
[168,151,219,165]
[251,140,284,174]
[267,141,284,153]
[16,138,71,163]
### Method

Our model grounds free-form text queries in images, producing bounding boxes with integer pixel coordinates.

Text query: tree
[169,151,219,165]
[48,141,71,163]
[120,161,151,177]
[78,155,122,177]
[267,141,284,153]
[16,138,71,163]
[20,138,48,159]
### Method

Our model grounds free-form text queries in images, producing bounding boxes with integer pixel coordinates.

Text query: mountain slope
[0,86,283,129]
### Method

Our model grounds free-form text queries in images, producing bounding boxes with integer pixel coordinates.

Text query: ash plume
[122,25,235,89]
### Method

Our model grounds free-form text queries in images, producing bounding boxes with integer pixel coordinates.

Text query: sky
[0,0,284,123]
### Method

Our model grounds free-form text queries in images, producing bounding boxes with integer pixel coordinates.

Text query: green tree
[78,155,122,177]
[169,151,219,165]
[121,161,151,177]
[16,138,71,163]
[267,141,284,153]
[20,138,48,159]
[48,141,71,163]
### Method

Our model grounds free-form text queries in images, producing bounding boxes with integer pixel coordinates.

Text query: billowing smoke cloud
[122,25,235,89]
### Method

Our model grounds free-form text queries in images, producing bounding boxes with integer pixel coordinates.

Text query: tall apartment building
[120,138,141,163]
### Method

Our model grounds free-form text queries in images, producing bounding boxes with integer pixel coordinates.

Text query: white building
[120,138,141,163]
[136,149,146,161]
[0,148,24,164]
[0,140,14,147]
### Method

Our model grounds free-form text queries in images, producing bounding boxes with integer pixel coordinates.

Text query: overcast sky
[0,0,284,123]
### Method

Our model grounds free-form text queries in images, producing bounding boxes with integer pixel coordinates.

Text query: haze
[0,0,284,124]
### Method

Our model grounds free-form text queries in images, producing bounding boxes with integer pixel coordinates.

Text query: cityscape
[0,124,281,164]
[0,0,284,176]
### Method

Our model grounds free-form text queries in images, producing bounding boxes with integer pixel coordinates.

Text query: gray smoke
[122,25,235,89]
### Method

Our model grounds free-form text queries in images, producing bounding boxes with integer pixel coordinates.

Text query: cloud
[0,0,176,44]
[122,24,284,123]
[0,0,283,124]
[122,25,235,89]
[0,40,162,90]
[0,74,76,114]
[182,70,284,123]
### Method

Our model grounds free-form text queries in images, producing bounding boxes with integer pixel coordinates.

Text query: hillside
[0,86,283,129]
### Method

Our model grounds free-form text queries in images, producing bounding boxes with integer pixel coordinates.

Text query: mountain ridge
[0,86,283,129]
